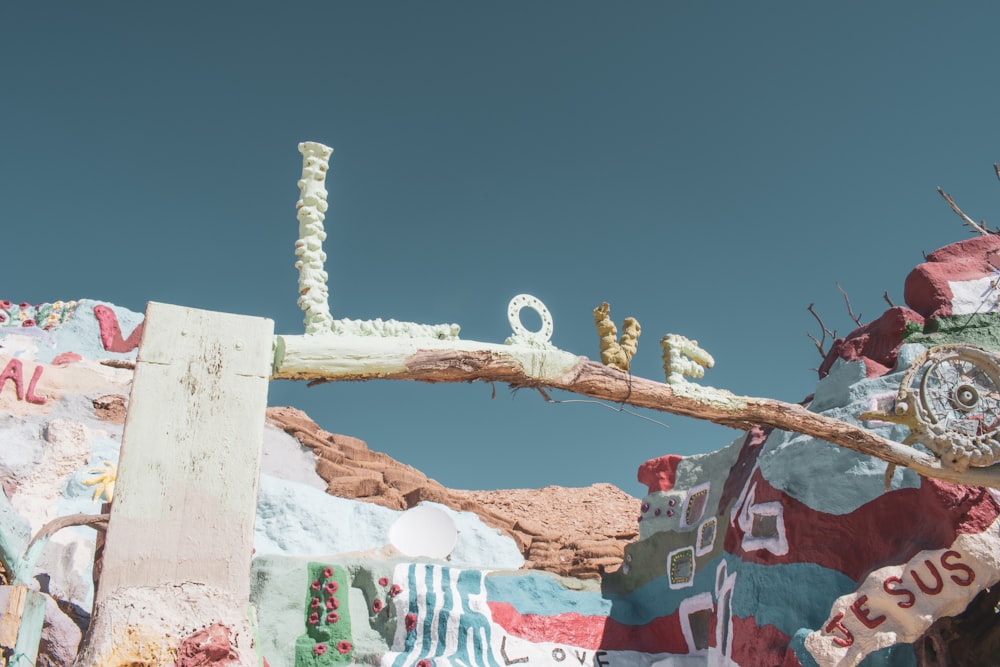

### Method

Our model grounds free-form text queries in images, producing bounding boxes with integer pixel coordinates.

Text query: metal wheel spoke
[905,345,1000,451]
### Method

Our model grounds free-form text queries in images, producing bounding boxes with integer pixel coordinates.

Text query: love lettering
[824,550,975,647]
[500,636,610,666]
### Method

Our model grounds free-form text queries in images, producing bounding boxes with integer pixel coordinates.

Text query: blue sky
[4,3,1000,496]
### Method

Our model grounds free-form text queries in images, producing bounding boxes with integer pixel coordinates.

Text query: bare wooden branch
[836,282,863,327]
[12,513,110,586]
[806,333,825,358]
[883,291,895,308]
[806,303,834,357]
[273,335,1000,490]
[100,359,135,370]
[994,162,1000,183]
[938,186,991,236]
[25,513,108,554]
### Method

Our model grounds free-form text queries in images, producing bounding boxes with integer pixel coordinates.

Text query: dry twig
[883,291,895,308]
[836,282,863,327]
[806,303,835,358]
[26,513,109,553]
[100,359,136,370]
[937,186,992,235]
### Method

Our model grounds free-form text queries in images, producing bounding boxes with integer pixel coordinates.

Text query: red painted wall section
[814,236,1000,378]
[729,616,793,667]
[904,234,1000,320]
[487,601,688,654]
[637,454,682,493]
[174,623,241,666]
[51,352,82,366]
[724,469,1000,580]
[718,427,772,511]
[818,306,925,379]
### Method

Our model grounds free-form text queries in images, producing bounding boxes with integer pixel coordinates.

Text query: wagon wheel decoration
[893,344,1000,468]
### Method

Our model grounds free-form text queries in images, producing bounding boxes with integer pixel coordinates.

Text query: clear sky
[4,3,1000,496]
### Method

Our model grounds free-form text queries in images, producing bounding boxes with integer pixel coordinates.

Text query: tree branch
[836,282,863,327]
[25,513,108,555]
[12,513,109,585]
[806,303,834,358]
[938,186,992,236]
[272,334,1000,490]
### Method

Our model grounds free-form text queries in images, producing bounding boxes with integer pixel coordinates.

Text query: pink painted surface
[0,358,46,404]
[51,352,83,366]
[818,306,925,378]
[637,454,683,493]
[174,622,241,666]
[488,601,688,653]
[93,304,144,353]
[723,469,999,579]
[904,234,1000,320]
[729,617,795,667]
[717,427,772,511]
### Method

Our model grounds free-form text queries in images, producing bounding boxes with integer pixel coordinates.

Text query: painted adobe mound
[6,233,1000,665]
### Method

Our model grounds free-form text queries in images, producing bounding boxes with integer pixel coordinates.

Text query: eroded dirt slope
[266,407,639,578]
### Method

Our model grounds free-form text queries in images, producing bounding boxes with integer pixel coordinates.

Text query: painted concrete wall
[0,299,522,664]
[4,235,1000,666]
[248,237,1000,667]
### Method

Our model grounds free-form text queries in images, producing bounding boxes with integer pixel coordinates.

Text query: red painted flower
[324,581,338,595]
[336,641,352,655]
[0,301,11,310]
[378,577,389,586]
[21,319,35,328]
[325,597,338,610]
[308,612,319,626]
[405,613,417,632]
[326,611,339,624]
[389,584,402,597]
[311,579,321,591]
[313,643,327,656]
[416,660,432,667]
[0,313,6,324]
[372,598,384,613]
[310,597,321,609]
[18,303,29,310]
[323,566,334,578]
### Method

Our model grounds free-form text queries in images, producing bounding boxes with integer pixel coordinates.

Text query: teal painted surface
[759,357,922,515]
[810,358,869,413]
[486,564,721,626]
[484,571,611,617]
[387,565,502,667]
[0,489,30,580]
[10,589,45,667]
[728,557,857,638]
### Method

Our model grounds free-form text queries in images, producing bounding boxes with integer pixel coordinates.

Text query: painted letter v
[93,305,144,353]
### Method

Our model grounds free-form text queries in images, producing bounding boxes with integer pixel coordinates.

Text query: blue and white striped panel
[384,563,501,667]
